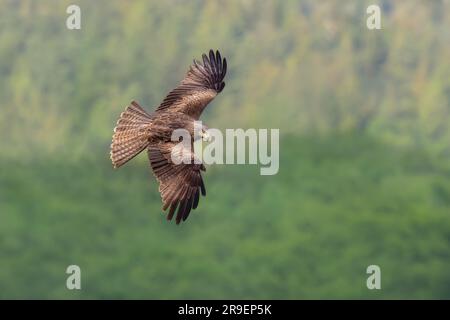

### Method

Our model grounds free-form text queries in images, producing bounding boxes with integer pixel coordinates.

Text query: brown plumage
[110,50,227,224]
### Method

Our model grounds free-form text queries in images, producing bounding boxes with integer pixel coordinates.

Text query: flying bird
[110,50,227,224]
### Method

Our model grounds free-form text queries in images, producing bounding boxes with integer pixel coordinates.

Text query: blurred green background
[1,0,449,299]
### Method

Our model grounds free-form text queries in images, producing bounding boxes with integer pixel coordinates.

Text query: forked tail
[110,101,153,168]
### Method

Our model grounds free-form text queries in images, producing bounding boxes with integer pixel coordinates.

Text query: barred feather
[110,101,153,168]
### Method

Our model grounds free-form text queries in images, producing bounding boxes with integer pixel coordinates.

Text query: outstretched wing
[156,49,227,119]
[148,144,206,224]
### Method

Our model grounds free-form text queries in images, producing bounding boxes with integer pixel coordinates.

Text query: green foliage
[0,0,449,298]
[1,136,449,299]
[1,0,450,159]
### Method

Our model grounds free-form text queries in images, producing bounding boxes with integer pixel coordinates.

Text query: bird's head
[201,125,212,142]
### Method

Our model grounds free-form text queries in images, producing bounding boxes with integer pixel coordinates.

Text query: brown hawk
[110,50,227,224]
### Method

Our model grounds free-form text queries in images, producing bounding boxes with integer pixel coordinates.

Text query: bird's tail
[110,101,153,168]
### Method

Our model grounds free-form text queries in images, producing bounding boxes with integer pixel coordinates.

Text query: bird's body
[147,111,198,143]
[110,50,227,224]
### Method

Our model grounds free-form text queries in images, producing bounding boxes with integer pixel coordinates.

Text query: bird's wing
[155,49,227,119]
[148,144,206,224]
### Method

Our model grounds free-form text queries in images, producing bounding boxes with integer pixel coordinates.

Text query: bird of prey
[110,50,227,224]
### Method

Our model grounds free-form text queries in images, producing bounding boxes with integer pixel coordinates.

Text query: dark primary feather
[155,50,227,119]
[148,145,206,224]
